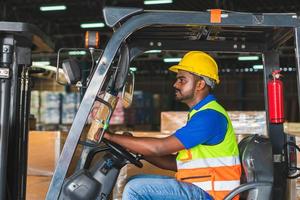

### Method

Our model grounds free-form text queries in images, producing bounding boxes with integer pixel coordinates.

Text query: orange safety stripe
[176,165,241,182]
[207,190,239,200]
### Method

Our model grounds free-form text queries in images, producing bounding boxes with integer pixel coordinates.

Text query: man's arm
[104,133,185,157]
[143,154,177,171]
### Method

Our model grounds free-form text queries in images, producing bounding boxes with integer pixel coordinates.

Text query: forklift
[46,7,300,200]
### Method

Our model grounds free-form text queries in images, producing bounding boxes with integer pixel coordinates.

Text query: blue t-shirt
[174,94,227,149]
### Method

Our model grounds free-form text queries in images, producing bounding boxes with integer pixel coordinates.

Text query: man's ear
[196,79,206,91]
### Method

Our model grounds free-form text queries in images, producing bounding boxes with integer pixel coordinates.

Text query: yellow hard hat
[169,51,220,84]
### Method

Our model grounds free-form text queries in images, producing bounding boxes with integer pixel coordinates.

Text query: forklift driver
[104,51,241,200]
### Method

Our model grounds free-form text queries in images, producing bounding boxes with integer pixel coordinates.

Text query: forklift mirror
[121,71,135,108]
[56,48,103,86]
[62,58,82,85]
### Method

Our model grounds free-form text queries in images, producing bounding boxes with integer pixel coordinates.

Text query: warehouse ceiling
[2,0,300,71]
[2,0,300,50]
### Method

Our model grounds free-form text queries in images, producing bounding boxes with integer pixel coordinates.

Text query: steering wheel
[102,138,143,168]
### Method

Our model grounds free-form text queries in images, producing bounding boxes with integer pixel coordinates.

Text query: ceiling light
[145,50,162,53]
[32,61,50,66]
[252,64,263,69]
[40,5,66,11]
[238,56,259,61]
[80,23,105,29]
[144,0,173,5]
[163,58,181,63]
[68,51,87,56]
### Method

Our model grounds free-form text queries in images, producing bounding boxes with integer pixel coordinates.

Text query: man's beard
[175,89,194,102]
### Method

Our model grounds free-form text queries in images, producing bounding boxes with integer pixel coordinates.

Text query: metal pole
[0,41,13,200]
[19,67,30,200]
[0,79,10,200]
[294,27,300,119]
[263,51,287,200]
[7,43,21,200]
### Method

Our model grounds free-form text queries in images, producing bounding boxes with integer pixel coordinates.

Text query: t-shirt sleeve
[174,109,228,149]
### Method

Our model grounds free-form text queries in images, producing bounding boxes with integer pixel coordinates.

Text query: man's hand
[103,130,112,140]
[122,131,133,136]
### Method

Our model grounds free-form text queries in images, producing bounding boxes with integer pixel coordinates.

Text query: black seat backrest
[239,135,273,183]
[222,135,274,200]
[238,135,273,198]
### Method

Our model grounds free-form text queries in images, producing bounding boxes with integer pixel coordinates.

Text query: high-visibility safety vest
[175,100,241,200]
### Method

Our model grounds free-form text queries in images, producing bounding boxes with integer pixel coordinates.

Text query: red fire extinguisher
[267,70,284,123]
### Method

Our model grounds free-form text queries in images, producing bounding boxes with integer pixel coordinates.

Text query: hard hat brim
[169,65,193,74]
[169,64,220,84]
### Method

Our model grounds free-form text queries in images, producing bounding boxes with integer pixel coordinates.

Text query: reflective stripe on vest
[175,100,241,200]
[193,180,240,191]
[177,155,240,169]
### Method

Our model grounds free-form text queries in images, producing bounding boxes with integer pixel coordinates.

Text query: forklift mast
[0,22,53,200]
[46,7,300,200]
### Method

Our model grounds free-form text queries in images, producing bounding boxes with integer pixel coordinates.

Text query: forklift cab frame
[47,7,300,200]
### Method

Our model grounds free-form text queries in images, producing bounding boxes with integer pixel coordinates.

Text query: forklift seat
[224,134,273,200]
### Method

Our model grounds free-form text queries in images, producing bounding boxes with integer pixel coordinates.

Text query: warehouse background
[1,0,299,200]
[1,0,297,131]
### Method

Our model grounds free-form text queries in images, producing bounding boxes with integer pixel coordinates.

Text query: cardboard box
[228,111,266,135]
[27,131,66,200]
[160,112,188,135]
[27,130,84,176]
[285,123,300,136]
[161,111,299,136]
[27,129,102,199]
[27,131,62,176]
[26,175,52,200]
